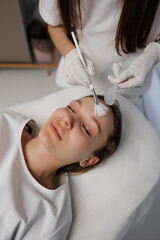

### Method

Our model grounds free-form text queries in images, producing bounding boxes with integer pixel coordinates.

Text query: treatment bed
[10,85,160,240]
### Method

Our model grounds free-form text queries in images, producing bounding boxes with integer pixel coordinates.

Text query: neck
[21,130,61,190]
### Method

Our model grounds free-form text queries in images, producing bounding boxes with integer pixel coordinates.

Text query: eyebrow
[74,99,101,134]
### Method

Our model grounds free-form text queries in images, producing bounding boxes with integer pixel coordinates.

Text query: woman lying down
[0,95,122,239]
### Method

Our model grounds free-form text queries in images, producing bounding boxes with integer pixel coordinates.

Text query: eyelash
[67,105,75,112]
[67,105,90,136]
[83,124,90,136]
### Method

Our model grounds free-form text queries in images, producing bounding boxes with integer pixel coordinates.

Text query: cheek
[64,131,92,159]
[93,132,108,152]
[69,130,89,148]
[50,108,64,119]
[45,108,65,125]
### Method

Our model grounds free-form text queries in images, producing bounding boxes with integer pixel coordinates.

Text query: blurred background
[0,0,61,108]
[0,1,160,240]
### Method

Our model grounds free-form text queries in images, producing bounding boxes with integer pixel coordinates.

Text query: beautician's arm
[48,24,75,57]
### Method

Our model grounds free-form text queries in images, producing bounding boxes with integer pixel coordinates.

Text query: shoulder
[0,109,28,124]
[0,109,31,139]
[39,0,63,26]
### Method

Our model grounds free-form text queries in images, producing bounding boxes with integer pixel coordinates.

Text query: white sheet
[10,86,160,240]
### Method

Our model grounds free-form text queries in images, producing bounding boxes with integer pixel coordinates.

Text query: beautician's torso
[76,0,160,101]
[39,0,160,103]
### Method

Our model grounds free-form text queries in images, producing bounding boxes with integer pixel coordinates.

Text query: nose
[63,114,74,130]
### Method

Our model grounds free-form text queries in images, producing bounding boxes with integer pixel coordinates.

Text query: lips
[50,120,62,140]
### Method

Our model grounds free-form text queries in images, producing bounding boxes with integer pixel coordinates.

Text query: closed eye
[82,124,90,136]
[67,105,90,136]
[67,105,75,112]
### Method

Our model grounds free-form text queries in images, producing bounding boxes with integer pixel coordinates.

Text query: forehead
[71,97,114,131]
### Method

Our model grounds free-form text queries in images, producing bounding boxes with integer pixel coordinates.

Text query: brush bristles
[95,102,108,117]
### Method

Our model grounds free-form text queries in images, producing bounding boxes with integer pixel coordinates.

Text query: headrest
[10,86,160,240]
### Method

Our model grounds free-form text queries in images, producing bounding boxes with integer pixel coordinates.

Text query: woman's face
[38,97,114,166]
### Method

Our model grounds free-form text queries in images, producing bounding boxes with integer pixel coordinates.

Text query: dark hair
[57,96,122,175]
[115,0,160,54]
[57,0,159,54]
[57,0,81,44]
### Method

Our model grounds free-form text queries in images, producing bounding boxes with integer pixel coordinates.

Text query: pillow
[10,86,160,240]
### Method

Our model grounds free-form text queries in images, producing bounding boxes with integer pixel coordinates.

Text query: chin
[38,129,51,147]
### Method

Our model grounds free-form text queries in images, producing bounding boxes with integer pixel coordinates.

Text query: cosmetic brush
[71,31,108,117]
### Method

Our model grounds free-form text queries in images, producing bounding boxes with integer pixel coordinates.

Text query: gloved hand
[108,42,160,88]
[107,62,122,84]
[64,49,95,87]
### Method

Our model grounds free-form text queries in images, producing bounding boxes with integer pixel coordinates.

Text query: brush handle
[71,31,99,105]
[89,84,99,105]
[71,32,87,70]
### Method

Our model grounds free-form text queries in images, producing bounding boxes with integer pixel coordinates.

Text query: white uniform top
[0,109,72,240]
[39,0,160,104]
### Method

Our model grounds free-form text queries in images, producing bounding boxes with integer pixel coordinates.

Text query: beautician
[39,0,160,104]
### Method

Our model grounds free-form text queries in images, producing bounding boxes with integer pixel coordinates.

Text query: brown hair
[57,0,159,54]
[115,0,160,54]
[57,96,122,175]
[57,0,81,43]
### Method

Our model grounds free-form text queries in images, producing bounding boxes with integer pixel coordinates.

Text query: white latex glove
[64,49,95,87]
[108,42,160,88]
[107,62,122,84]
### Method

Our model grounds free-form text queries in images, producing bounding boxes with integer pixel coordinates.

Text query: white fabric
[39,0,62,26]
[39,0,160,104]
[0,109,72,240]
[10,86,160,240]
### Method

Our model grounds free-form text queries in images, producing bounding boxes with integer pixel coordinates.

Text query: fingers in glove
[76,60,91,85]
[118,62,122,68]
[86,59,95,76]
[64,49,91,86]
[107,62,122,84]
[115,68,134,84]
[65,63,79,85]
[118,77,137,88]
[71,57,91,84]
[113,63,122,77]
[66,62,91,87]
[107,75,116,84]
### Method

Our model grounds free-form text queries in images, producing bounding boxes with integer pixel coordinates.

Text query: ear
[79,156,99,167]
